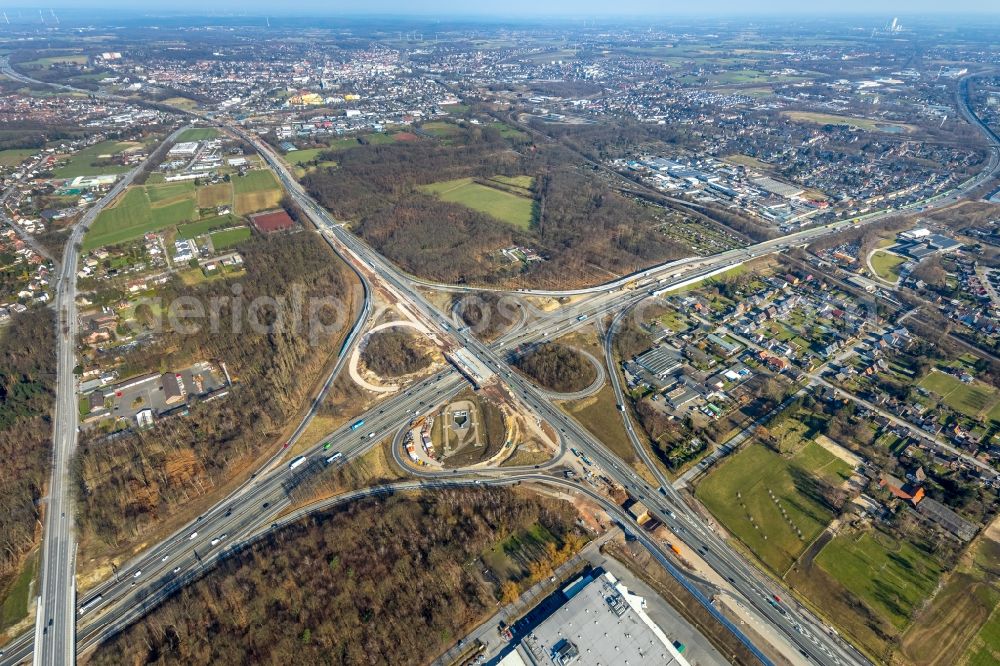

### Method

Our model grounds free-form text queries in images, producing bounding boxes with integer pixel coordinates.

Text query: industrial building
[635,345,684,379]
[510,570,690,666]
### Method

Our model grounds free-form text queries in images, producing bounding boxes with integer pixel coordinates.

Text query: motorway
[30,125,191,666]
[1,59,998,666]
[254,137,867,666]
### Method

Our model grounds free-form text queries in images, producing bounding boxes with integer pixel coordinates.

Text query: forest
[0,308,55,586]
[452,291,522,341]
[514,343,597,393]
[302,123,692,288]
[361,327,432,378]
[88,488,582,666]
[73,232,359,552]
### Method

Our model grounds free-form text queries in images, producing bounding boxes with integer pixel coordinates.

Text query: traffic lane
[506,374,854,666]
[79,373,465,622]
[82,368,462,604]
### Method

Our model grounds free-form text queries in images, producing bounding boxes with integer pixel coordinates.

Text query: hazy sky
[26,1,1000,16]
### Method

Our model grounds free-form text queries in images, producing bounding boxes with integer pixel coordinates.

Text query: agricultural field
[85,171,282,249]
[420,176,535,229]
[870,250,906,281]
[52,140,140,178]
[196,182,233,208]
[696,441,851,573]
[815,530,944,631]
[210,227,252,250]
[232,169,282,215]
[918,369,1000,422]
[144,181,193,204]
[781,111,916,134]
[901,519,1000,666]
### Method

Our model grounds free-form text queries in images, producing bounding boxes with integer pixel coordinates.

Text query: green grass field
[966,606,1000,665]
[0,148,35,168]
[488,122,528,141]
[870,251,906,281]
[919,369,999,420]
[284,148,326,165]
[175,127,219,142]
[22,54,88,67]
[210,226,252,250]
[145,181,194,204]
[421,177,535,229]
[53,140,138,179]
[232,169,280,194]
[84,187,195,250]
[816,531,943,630]
[696,441,851,573]
[0,550,37,631]
[176,214,239,239]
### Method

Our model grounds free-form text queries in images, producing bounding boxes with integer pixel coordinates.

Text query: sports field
[175,127,219,142]
[210,227,252,250]
[816,530,943,630]
[870,251,906,281]
[421,177,535,229]
[420,121,464,140]
[696,441,851,573]
[918,369,1000,421]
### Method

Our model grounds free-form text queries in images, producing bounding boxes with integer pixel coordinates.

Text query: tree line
[73,232,357,551]
[0,308,56,584]
[88,488,582,666]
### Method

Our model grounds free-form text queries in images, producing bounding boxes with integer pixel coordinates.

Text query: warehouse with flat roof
[516,571,689,666]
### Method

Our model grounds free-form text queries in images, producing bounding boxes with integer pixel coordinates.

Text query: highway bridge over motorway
[1,57,998,666]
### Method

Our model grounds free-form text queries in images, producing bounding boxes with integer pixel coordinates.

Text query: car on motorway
[189,531,198,540]
[161,554,169,562]
[173,567,181,574]
[133,570,142,578]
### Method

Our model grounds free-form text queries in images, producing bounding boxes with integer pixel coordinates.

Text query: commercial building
[515,571,689,666]
[635,345,684,379]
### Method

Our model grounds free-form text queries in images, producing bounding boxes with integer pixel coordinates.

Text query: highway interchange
[1,58,998,666]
